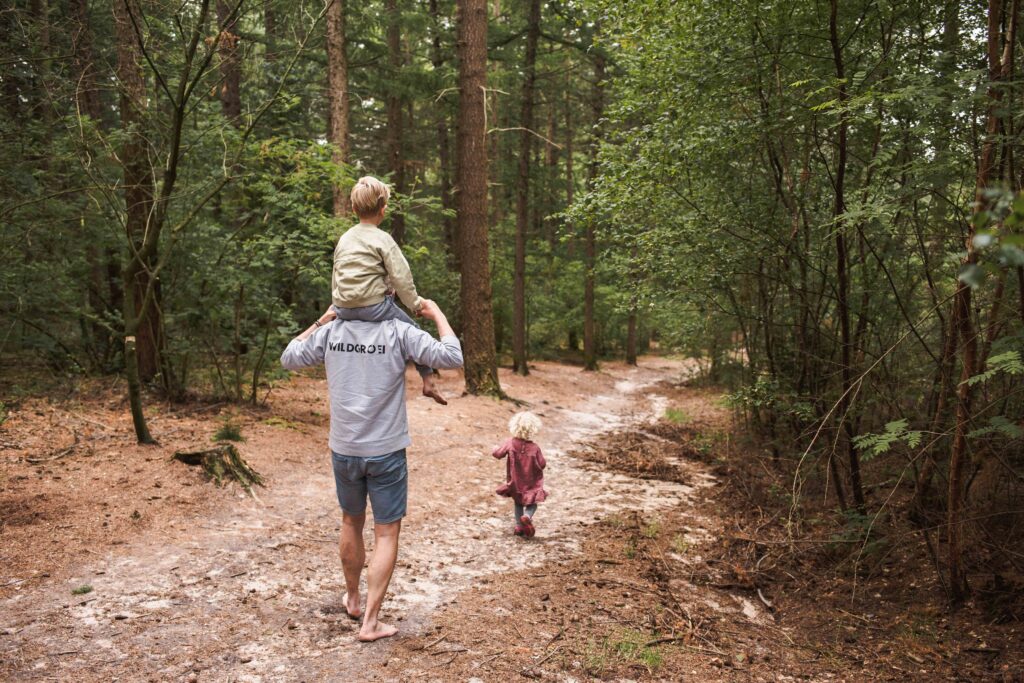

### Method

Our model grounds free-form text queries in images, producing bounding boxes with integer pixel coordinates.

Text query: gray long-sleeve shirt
[280,319,463,457]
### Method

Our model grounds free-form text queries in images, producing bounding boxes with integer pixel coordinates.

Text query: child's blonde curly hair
[350,175,391,218]
[509,411,542,441]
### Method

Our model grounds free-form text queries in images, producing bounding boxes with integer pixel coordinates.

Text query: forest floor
[0,357,1021,682]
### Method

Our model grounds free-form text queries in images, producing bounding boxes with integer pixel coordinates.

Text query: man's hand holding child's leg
[415,299,452,406]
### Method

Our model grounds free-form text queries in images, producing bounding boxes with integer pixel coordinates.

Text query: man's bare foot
[357,620,398,642]
[345,591,362,620]
[422,376,447,406]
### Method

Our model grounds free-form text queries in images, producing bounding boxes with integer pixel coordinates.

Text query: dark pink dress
[492,437,548,505]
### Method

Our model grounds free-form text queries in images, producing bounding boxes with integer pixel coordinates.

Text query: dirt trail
[0,358,705,681]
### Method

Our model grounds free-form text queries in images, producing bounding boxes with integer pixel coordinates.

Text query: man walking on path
[280,299,463,642]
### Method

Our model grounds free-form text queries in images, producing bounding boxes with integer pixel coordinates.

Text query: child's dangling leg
[513,502,525,536]
[418,366,447,406]
[391,298,445,405]
[520,504,538,538]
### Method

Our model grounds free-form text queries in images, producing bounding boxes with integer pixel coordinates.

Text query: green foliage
[967,416,1024,441]
[263,416,302,430]
[725,375,815,424]
[0,0,648,401]
[213,422,245,443]
[71,585,93,595]
[725,376,780,411]
[663,407,689,424]
[965,351,1024,387]
[585,628,663,675]
[573,1,1023,549]
[670,534,689,555]
[829,509,889,565]
[611,629,663,669]
[853,420,923,459]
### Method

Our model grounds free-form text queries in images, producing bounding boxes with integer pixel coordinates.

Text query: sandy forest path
[1,358,713,681]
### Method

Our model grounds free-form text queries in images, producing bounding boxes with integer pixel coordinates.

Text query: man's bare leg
[357,519,401,642]
[339,512,366,619]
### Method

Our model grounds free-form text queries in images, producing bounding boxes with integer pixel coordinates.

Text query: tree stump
[172,444,264,494]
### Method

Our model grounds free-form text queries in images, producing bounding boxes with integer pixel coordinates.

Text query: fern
[967,415,1024,441]
[965,351,1024,386]
[853,419,923,459]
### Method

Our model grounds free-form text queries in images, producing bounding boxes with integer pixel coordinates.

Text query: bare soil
[1,358,692,680]
[400,382,1024,682]
[1,360,1021,681]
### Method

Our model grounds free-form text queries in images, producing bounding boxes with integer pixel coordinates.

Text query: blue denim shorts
[331,449,408,524]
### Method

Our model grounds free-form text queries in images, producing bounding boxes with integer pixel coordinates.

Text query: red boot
[520,515,535,538]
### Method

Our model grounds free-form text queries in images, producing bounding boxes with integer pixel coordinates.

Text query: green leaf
[965,351,1024,386]
[957,263,984,288]
[968,415,1024,440]
[853,419,922,458]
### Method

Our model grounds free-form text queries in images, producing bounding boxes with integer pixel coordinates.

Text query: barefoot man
[280,299,463,641]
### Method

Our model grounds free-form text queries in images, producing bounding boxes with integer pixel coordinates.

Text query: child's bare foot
[357,620,398,642]
[422,375,447,406]
[345,590,362,620]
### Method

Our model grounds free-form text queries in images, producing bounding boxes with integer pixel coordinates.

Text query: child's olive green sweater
[331,223,423,312]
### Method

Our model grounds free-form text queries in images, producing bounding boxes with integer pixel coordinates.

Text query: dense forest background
[2,0,1023,609]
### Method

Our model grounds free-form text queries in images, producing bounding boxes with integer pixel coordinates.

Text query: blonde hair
[350,176,391,218]
[509,411,542,441]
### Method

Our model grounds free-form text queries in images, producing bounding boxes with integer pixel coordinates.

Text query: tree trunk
[512,0,540,376]
[565,82,574,219]
[626,311,637,366]
[914,302,960,513]
[113,0,157,442]
[1018,267,1024,323]
[217,0,242,125]
[456,0,501,395]
[430,0,457,271]
[113,0,161,406]
[326,0,350,216]
[72,0,113,365]
[829,0,864,510]
[545,102,559,248]
[948,284,978,603]
[582,50,604,372]
[947,0,1016,605]
[264,0,277,61]
[0,10,21,118]
[913,0,962,516]
[71,0,102,122]
[385,0,407,244]
[29,0,51,123]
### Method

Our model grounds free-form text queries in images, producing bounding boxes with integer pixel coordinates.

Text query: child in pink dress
[492,412,547,538]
